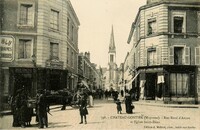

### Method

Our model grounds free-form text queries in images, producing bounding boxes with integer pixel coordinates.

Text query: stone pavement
[0,99,200,130]
[134,100,199,108]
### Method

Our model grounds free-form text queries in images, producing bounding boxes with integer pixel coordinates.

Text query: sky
[70,0,146,68]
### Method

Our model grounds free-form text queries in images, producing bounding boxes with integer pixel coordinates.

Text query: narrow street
[0,99,200,130]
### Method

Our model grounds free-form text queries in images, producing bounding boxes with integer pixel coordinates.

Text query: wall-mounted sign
[46,59,64,69]
[0,35,14,62]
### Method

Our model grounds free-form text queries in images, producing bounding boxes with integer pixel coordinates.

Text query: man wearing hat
[36,89,49,128]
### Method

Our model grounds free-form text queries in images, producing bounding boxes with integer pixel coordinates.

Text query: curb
[0,111,12,116]
[0,105,63,116]
[134,102,199,108]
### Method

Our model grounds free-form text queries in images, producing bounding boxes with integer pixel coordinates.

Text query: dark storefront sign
[46,59,64,69]
[139,67,163,73]
[13,68,33,73]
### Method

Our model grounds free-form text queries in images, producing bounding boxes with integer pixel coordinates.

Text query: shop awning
[125,72,140,88]
[81,80,89,88]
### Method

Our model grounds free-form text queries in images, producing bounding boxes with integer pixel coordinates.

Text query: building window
[170,73,194,97]
[195,47,200,65]
[67,18,70,36]
[147,48,156,66]
[110,54,114,62]
[174,17,183,33]
[71,25,74,41]
[19,4,34,26]
[147,18,157,35]
[67,47,69,64]
[18,39,32,59]
[169,46,190,65]
[71,51,74,67]
[174,47,184,65]
[171,11,186,33]
[50,9,59,30]
[198,12,200,34]
[50,42,59,59]
[137,23,140,40]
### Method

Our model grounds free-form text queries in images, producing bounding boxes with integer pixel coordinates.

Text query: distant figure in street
[79,94,88,124]
[120,89,124,97]
[115,99,122,114]
[113,90,119,101]
[12,89,21,127]
[104,90,109,99]
[36,89,49,128]
[19,88,28,128]
[124,90,133,114]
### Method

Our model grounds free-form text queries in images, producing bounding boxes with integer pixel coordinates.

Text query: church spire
[109,25,116,53]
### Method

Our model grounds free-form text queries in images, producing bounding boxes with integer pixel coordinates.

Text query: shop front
[137,65,197,104]
[8,67,68,98]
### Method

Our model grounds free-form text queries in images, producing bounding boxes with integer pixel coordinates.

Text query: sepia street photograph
[0,0,200,129]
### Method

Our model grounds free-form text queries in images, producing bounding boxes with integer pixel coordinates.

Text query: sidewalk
[134,100,199,108]
[0,105,64,116]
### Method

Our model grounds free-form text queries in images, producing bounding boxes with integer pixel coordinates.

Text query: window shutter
[27,6,33,25]
[169,46,174,65]
[198,12,200,34]
[143,48,147,66]
[26,40,32,58]
[156,47,161,65]
[195,47,200,65]
[185,47,190,65]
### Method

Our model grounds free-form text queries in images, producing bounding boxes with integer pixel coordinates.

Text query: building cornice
[67,0,80,26]
[134,32,199,48]
[127,1,200,44]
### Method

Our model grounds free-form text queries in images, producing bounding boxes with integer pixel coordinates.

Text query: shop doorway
[14,74,33,96]
[145,73,157,100]
[49,74,61,91]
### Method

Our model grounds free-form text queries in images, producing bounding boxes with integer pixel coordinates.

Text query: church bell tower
[108,26,117,88]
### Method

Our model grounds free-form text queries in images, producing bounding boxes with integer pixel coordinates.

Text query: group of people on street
[115,89,135,114]
[10,83,135,128]
[104,89,119,101]
[11,88,33,128]
[11,88,49,129]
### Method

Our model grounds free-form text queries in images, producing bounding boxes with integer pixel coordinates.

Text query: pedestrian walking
[104,90,108,99]
[11,89,21,127]
[36,89,49,128]
[79,94,88,124]
[115,98,122,114]
[120,89,124,97]
[18,88,28,128]
[124,90,133,114]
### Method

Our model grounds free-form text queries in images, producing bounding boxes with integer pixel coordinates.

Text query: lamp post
[0,43,2,113]
[32,54,37,96]
[0,1,3,113]
[32,54,36,67]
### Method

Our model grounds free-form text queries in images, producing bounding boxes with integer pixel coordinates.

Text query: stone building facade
[78,52,101,91]
[127,0,200,104]
[0,0,80,105]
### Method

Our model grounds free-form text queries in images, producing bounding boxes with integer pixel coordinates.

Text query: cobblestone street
[0,99,200,130]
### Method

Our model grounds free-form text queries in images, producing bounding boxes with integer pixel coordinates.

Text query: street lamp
[32,54,37,96]
[32,54,36,67]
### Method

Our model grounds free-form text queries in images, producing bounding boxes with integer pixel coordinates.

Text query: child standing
[115,99,122,114]
[79,94,88,124]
